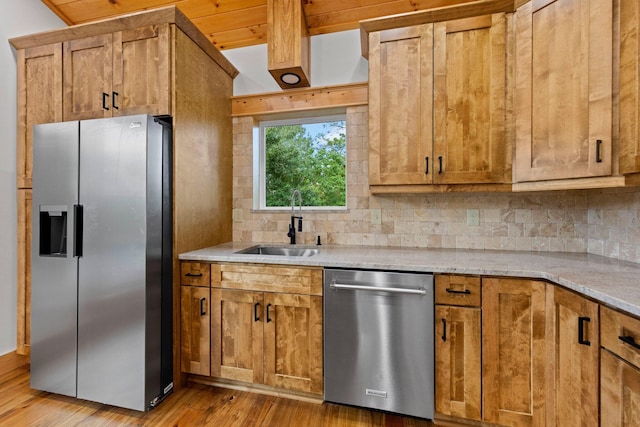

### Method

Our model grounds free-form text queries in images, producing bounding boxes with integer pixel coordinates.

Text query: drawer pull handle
[185,273,203,277]
[266,303,273,323]
[254,302,260,322]
[199,298,207,316]
[619,335,640,350]
[578,316,591,346]
[442,318,447,342]
[445,288,471,295]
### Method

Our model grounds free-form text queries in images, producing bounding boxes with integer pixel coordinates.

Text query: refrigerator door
[76,115,162,411]
[31,121,79,397]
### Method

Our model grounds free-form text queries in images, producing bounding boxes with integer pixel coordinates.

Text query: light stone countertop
[179,242,640,317]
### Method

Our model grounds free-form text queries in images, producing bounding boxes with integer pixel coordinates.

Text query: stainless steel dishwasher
[324,268,434,419]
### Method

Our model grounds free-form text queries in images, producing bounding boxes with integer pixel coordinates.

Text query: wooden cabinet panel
[435,275,481,307]
[601,306,640,369]
[180,262,211,287]
[16,189,32,356]
[63,34,113,121]
[601,349,640,427]
[620,0,640,174]
[433,14,509,184]
[210,288,263,383]
[514,0,613,182]
[113,24,171,116]
[263,292,323,395]
[180,285,210,376]
[548,287,599,427]
[482,277,547,426]
[368,24,433,186]
[435,305,481,420]
[213,263,323,295]
[16,44,62,189]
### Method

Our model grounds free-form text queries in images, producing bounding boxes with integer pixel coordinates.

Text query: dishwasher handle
[330,283,427,295]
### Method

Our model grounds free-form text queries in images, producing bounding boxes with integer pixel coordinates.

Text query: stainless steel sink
[234,245,319,257]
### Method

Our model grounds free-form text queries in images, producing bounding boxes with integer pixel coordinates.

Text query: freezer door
[76,115,163,411]
[31,121,79,397]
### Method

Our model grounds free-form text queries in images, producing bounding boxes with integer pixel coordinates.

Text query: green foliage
[265,121,346,207]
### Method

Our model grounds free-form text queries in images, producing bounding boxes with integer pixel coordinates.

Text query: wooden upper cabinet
[113,24,171,116]
[63,24,171,121]
[368,24,433,186]
[619,0,640,174]
[433,13,510,184]
[16,44,62,189]
[548,287,599,427]
[63,34,113,121]
[514,0,613,183]
[482,277,547,426]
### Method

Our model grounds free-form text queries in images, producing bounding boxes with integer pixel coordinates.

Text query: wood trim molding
[512,176,627,192]
[359,0,514,58]
[370,183,513,194]
[9,6,238,79]
[0,351,29,377]
[231,82,368,117]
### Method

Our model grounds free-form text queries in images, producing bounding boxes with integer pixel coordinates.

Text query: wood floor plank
[0,366,436,426]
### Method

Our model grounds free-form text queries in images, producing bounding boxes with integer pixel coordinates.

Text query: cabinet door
[16,44,62,189]
[549,287,599,426]
[433,14,509,184]
[435,305,481,420]
[601,349,640,427]
[112,24,171,117]
[16,189,32,356]
[619,0,640,174]
[63,34,113,121]
[482,278,547,426]
[368,24,433,186]
[514,0,612,182]
[180,286,210,376]
[210,288,263,384]
[263,293,323,394]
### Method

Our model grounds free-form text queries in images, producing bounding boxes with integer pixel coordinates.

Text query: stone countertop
[179,242,640,317]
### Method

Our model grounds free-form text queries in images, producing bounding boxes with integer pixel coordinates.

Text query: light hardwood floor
[0,365,436,426]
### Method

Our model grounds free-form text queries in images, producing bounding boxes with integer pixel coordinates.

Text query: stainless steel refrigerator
[31,115,173,411]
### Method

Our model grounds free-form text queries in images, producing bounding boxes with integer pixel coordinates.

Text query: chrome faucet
[287,189,303,244]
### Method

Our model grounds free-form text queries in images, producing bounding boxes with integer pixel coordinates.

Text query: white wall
[0,0,63,356]
[223,29,369,96]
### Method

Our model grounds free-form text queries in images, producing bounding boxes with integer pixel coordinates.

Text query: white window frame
[253,114,347,210]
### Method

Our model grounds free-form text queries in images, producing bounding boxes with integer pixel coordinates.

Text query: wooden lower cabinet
[208,263,323,396]
[548,287,599,427]
[435,305,481,420]
[180,285,211,376]
[482,277,547,427]
[601,349,640,426]
[16,189,32,356]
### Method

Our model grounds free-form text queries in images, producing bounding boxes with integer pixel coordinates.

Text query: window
[254,115,347,209]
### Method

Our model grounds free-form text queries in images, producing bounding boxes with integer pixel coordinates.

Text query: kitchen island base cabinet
[601,350,640,427]
[180,285,211,377]
[482,277,547,427]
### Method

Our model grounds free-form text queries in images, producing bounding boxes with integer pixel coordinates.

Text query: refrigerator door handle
[74,204,83,257]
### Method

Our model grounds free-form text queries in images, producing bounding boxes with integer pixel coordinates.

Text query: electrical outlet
[467,209,479,226]
[233,208,243,222]
[371,209,382,225]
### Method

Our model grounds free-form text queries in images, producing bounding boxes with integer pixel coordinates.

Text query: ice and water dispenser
[39,205,68,257]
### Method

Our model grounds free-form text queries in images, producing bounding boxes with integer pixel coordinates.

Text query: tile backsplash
[233,106,640,264]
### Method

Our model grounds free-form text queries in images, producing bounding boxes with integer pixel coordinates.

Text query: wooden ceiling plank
[306,1,413,29]
[205,24,269,50]
[53,0,178,24]
[192,6,267,34]
[177,0,266,19]
[41,0,74,25]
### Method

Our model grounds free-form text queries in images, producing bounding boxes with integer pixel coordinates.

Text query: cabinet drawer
[435,275,481,306]
[180,262,211,287]
[601,306,640,368]
[212,264,323,296]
